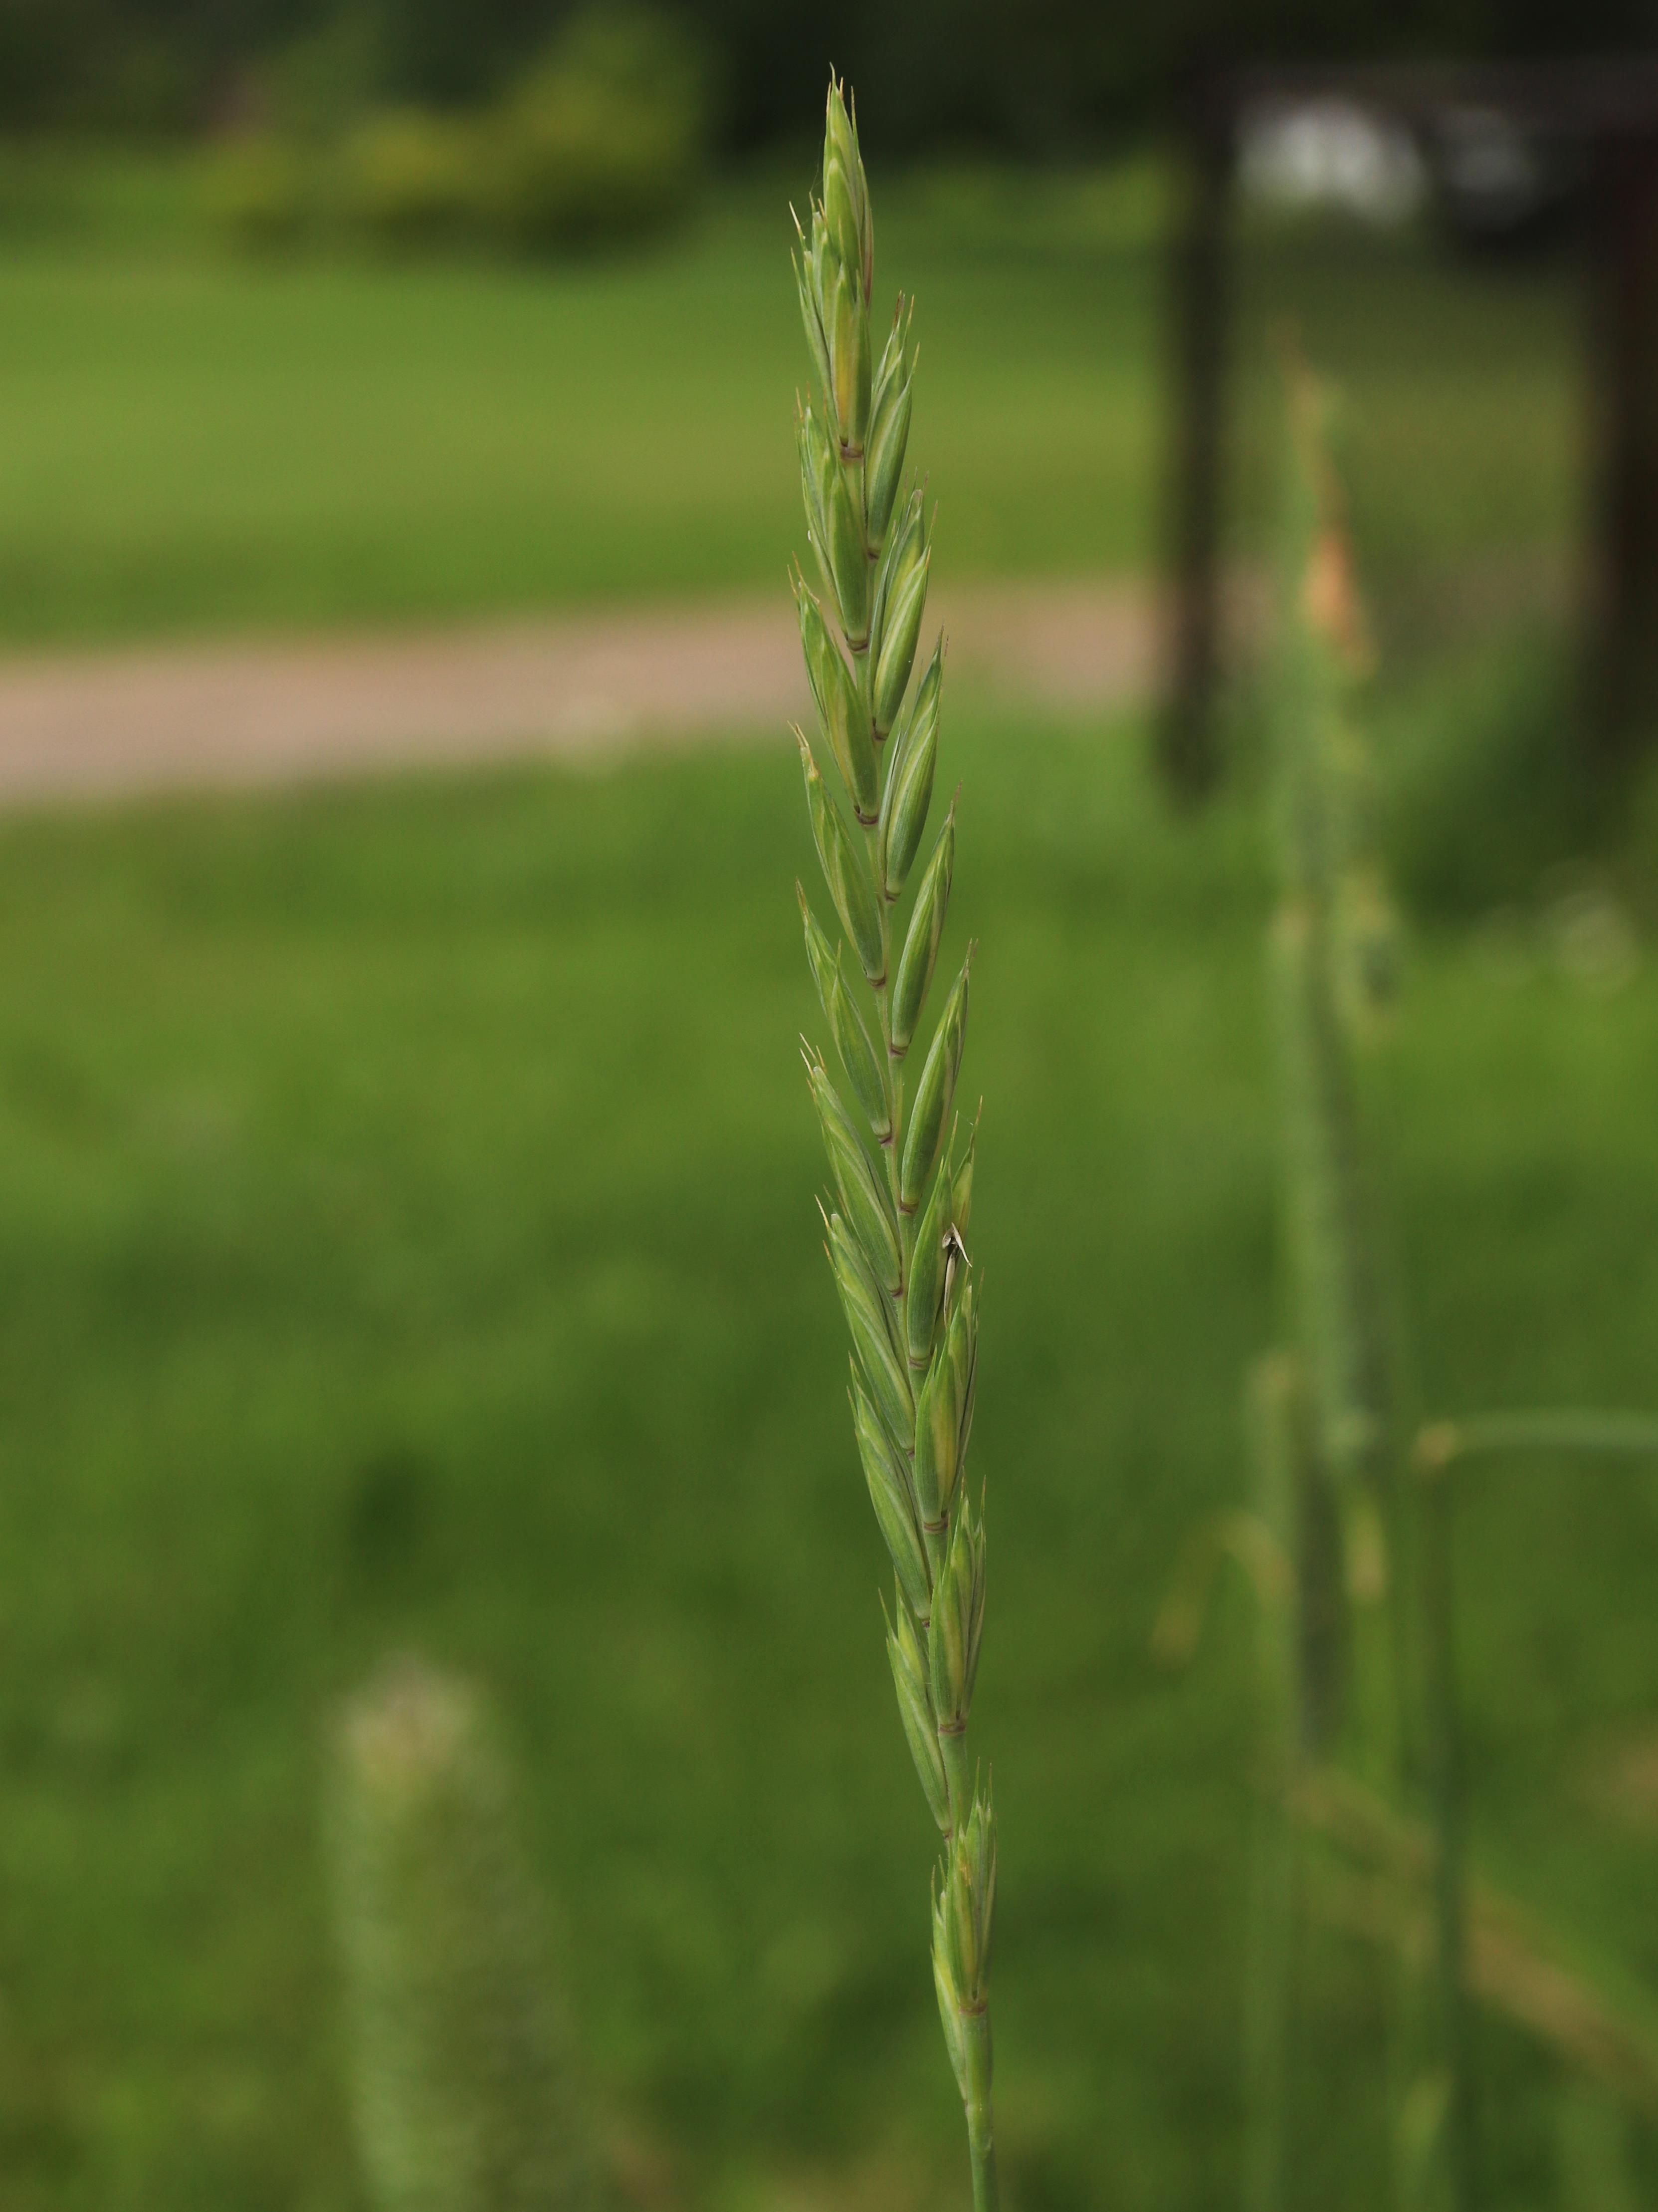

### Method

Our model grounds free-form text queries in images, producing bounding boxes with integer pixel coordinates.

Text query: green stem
[1418,1451,1479,2212]
[939,1723,971,1838]
[962,2008,999,2212]
[1421,1411,1658,1471]
[1242,1357,1303,2212]
[1405,1403,1658,2209]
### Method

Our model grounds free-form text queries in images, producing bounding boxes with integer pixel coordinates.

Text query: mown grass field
[3,705,1658,2210]
[0,158,1580,647]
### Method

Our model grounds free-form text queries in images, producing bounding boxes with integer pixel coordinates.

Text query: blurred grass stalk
[1240,1354,1310,2212]
[790,82,997,2209]
[331,1657,591,2212]
[1254,358,1461,2212]
[1251,364,1658,2212]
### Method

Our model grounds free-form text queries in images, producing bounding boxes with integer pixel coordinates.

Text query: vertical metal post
[1586,127,1658,773]
[1161,72,1235,804]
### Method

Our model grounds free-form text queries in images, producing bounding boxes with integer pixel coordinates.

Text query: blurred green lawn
[0,160,1580,646]
[3,710,1658,2209]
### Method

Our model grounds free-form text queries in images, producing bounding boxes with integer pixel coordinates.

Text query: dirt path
[0,578,1156,807]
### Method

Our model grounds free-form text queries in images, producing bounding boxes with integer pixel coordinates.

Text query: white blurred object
[1240,98,1428,226]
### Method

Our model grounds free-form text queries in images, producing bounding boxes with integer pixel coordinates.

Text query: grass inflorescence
[330,1658,590,2212]
[790,82,998,2210]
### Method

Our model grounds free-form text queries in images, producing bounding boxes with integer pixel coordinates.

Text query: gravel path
[0,577,1156,807]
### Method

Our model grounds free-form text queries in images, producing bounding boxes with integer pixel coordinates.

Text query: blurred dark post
[1586,124,1658,772]
[1161,69,1235,806]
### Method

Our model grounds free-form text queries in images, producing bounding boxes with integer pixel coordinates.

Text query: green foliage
[0,175,1595,647]
[484,5,710,254]
[1373,635,1599,921]
[216,3,710,263]
[0,0,205,132]
[13,0,1657,147]
[1241,370,1658,2212]
[202,134,313,253]
[264,5,389,141]
[332,1659,591,2212]
[336,108,485,251]
[9,720,1658,2205]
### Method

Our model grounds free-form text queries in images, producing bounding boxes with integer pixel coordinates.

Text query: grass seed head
[330,1659,589,2212]
[790,79,998,2191]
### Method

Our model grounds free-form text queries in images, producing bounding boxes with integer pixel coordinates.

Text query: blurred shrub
[486,2,710,254]
[0,0,105,128]
[338,107,485,250]
[1373,634,1600,919]
[203,134,313,252]
[266,7,387,141]
[73,34,200,135]
[212,3,711,262]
